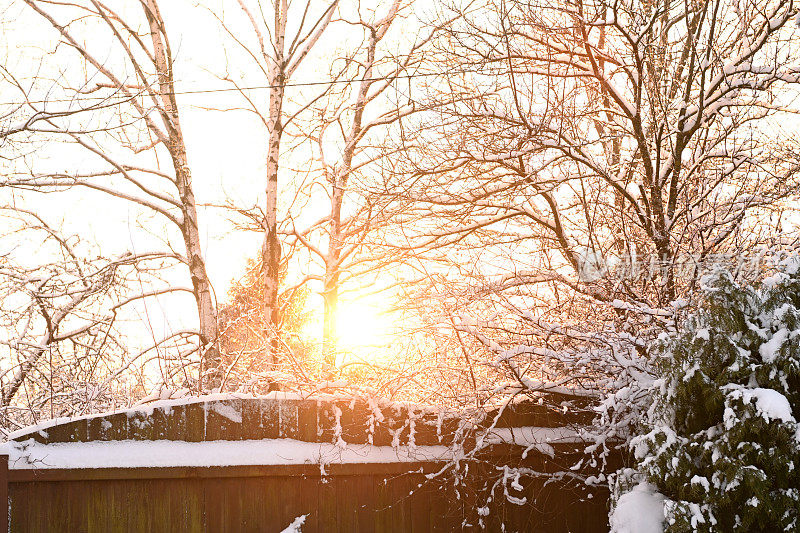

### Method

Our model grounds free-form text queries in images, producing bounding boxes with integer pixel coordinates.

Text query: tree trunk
[262,0,287,366]
[322,188,344,366]
[177,170,221,384]
[144,0,220,385]
[322,268,339,368]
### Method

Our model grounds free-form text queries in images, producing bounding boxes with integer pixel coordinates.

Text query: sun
[297,293,399,366]
[335,300,393,355]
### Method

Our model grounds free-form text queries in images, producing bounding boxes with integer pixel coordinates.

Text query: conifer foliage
[624,263,800,532]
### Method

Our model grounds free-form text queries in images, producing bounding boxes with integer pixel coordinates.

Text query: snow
[762,272,789,288]
[749,388,795,424]
[482,426,582,447]
[690,475,710,493]
[331,405,346,448]
[724,386,795,424]
[688,502,706,528]
[6,438,453,470]
[207,402,242,423]
[280,515,307,533]
[610,482,665,533]
[7,416,79,441]
[517,377,598,398]
[759,328,788,362]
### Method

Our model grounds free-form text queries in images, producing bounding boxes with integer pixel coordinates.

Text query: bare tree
[3,0,221,385]
[381,0,800,519]
[212,0,339,363]
[0,206,196,430]
[401,0,800,369]
[277,0,448,366]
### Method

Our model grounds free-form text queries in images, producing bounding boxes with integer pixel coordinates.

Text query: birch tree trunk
[262,0,288,366]
[226,0,338,367]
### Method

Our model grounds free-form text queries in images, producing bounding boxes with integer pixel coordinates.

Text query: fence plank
[0,454,6,533]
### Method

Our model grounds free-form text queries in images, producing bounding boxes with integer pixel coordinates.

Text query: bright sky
[4,0,800,364]
[0,0,417,358]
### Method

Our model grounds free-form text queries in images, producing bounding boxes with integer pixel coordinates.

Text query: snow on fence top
[2,390,594,469]
[5,438,457,470]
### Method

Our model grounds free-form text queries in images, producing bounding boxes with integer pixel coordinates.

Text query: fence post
[0,452,7,533]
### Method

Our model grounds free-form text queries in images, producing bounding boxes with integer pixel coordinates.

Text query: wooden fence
[0,394,619,532]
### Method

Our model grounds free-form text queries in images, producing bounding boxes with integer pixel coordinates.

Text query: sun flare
[335,301,393,352]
